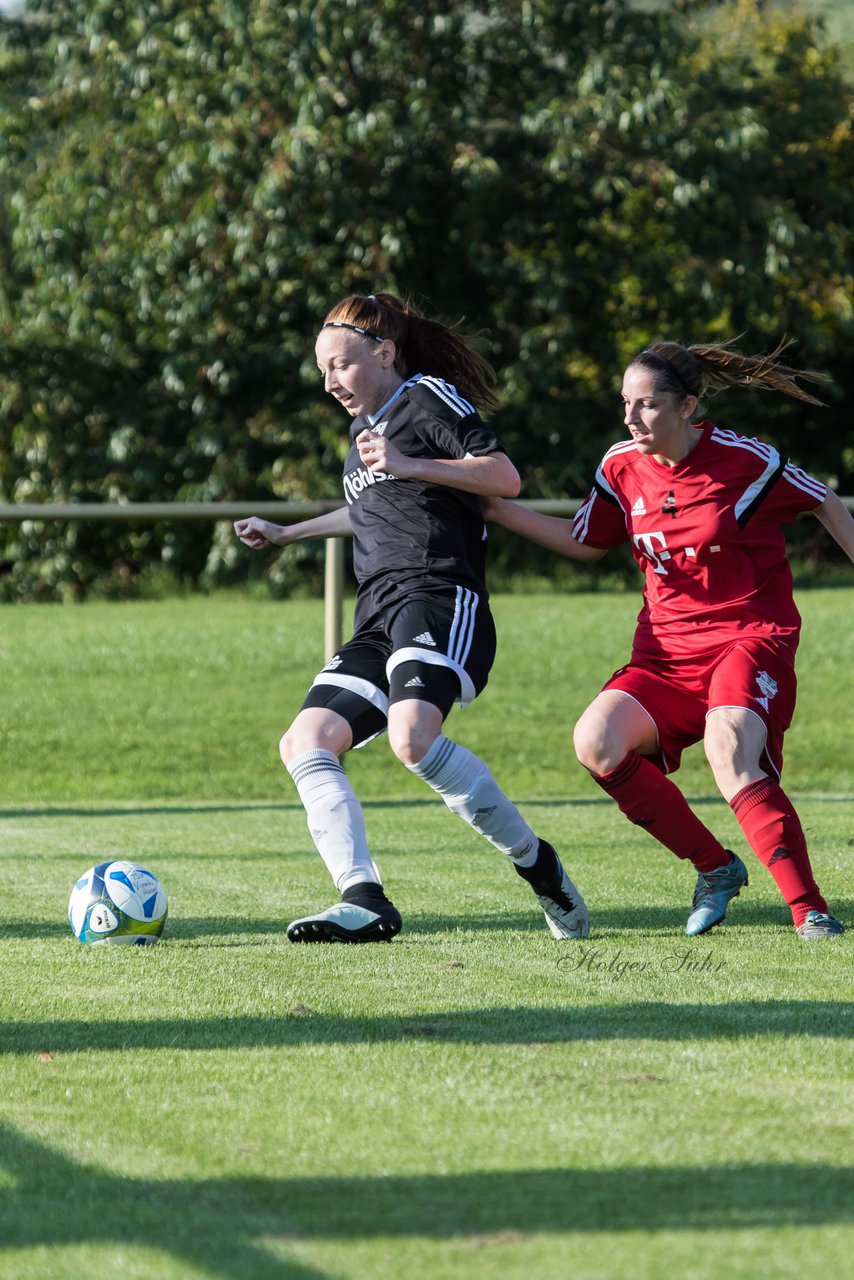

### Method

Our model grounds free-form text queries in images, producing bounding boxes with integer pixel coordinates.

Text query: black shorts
[301,585,496,748]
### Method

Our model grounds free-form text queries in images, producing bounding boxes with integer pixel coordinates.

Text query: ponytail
[633,338,828,407]
[321,293,500,413]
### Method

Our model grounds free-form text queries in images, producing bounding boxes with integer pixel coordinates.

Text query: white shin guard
[408,735,537,863]
[286,749,381,893]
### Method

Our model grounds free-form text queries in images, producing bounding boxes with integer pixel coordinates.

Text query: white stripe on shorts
[449,585,478,669]
[310,672,389,716]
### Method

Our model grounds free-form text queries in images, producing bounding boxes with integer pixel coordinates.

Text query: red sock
[730,778,826,926]
[595,750,728,870]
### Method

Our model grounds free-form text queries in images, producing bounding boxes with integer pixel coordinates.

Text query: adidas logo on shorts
[404,676,425,688]
[413,631,436,646]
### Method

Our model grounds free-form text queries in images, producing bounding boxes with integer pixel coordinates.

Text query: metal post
[324,537,344,662]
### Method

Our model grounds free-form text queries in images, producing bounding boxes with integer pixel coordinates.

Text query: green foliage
[0,0,852,597]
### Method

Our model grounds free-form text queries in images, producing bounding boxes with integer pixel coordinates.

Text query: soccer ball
[68,860,168,946]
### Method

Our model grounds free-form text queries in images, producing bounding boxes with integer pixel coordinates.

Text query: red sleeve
[571,486,629,549]
[758,461,826,523]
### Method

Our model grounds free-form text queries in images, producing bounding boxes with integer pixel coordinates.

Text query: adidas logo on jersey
[631,496,647,516]
[413,631,437,646]
[404,675,425,688]
[323,655,343,670]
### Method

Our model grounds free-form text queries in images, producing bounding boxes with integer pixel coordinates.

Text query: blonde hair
[632,338,828,407]
[321,293,500,413]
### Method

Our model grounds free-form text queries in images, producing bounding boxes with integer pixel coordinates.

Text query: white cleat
[515,840,590,939]
[286,900,402,944]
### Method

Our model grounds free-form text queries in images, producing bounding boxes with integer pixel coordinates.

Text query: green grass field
[1,591,852,1279]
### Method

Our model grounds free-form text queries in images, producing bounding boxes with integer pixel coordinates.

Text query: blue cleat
[796,911,845,940]
[686,853,748,936]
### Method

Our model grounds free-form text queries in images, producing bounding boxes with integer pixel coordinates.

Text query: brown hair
[321,293,500,413]
[632,338,828,407]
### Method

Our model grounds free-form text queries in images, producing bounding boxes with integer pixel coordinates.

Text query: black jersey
[342,374,504,625]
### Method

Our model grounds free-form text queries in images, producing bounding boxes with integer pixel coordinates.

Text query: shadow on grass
[0,795,750,822]
[0,1121,851,1280]
[6,896,852,942]
[589,898,854,933]
[3,1000,851,1055]
[2,790,851,826]
[10,791,850,822]
[0,794,718,824]
[165,914,548,941]
[0,797,576,822]
[3,917,301,943]
[0,802,305,820]
[1,912,539,944]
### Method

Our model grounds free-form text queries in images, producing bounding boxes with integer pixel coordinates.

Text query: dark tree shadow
[0,1122,851,1279]
[6,895,852,941]
[0,802,304,820]
[2,1000,851,1056]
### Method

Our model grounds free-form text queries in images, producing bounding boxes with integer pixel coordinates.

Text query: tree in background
[0,0,851,598]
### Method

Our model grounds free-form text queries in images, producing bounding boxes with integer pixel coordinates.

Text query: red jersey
[572,422,826,659]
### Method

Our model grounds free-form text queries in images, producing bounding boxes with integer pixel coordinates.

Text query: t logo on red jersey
[633,531,672,575]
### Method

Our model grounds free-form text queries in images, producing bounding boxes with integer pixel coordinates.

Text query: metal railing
[1,497,850,659]
[0,498,352,660]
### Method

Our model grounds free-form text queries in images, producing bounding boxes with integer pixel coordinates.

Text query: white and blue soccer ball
[68,860,168,946]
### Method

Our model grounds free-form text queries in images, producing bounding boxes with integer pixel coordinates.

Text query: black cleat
[514,840,590,939]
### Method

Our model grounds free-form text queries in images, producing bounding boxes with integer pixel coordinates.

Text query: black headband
[321,321,384,343]
[641,349,695,396]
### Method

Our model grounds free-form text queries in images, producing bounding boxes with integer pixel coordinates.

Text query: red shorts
[602,637,797,777]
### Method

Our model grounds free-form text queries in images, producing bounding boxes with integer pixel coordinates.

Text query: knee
[387,720,435,768]
[572,715,613,776]
[703,727,729,777]
[387,700,444,768]
[278,725,307,767]
[703,723,743,797]
[573,693,658,777]
[279,715,349,767]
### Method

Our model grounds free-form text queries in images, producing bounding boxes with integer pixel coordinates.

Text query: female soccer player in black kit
[234,292,588,943]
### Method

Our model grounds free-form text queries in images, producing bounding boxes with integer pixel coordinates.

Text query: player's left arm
[480,495,608,562]
[356,428,520,497]
[811,489,854,564]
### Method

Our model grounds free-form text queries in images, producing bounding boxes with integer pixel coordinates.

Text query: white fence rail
[0,499,584,520]
[1,497,850,660]
[0,500,584,659]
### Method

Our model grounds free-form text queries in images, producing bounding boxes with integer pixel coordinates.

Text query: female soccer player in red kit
[485,339,853,939]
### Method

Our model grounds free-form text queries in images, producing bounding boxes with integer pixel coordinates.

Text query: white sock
[286,749,381,893]
[407,734,538,864]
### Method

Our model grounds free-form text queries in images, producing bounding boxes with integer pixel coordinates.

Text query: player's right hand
[233,516,284,548]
